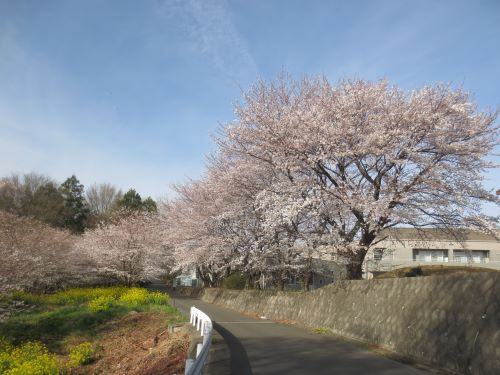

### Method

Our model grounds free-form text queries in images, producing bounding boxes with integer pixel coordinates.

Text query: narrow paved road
[167,294,428,375]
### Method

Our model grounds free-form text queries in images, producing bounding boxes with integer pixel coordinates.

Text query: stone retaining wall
[201,273,500,374]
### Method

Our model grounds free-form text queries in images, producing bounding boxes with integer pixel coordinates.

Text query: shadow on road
[153,286,430,374]
[213,322,253,375]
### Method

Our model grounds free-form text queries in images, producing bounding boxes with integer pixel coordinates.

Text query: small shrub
[312,327,331,335]
[46,289,86,305]
[89,287,128,300]
[67,342,97,368]
[222,273,246,289]
[147,291,170,305]
[0,337,13,373]
[10,291,45,305]
[4,354,60,375]
[0,341,60,375]
[10,342,48,363]
[0,351,12,374]
[405,267,423,277]
[0,337,12,352]
[43,287,128,306]
[88,296,115,312]
[118,288,149,308]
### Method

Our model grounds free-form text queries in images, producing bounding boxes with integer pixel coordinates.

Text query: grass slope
[0,287,187,374]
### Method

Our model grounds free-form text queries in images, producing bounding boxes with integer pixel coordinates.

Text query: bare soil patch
[72,311,189,375]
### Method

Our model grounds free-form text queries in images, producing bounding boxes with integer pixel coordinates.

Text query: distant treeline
[0,173,157,233]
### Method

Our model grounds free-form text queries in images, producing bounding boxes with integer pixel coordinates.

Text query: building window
[373,248,384,262]
[413,249,449,262]
[286,273,299,285]
[453,250,490,264]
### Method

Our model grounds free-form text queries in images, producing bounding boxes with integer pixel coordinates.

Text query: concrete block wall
[201,273,500,374]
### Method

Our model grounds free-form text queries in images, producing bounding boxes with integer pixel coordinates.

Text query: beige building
[364,228,500,278]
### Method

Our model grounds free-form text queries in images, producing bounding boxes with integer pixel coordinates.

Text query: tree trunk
[345,230,377,279]
[245,272,254,289]
[277,269,285,291]
[346,261,364,279]
[346,247,368,279]
[303,255,313,291]
[196,266,212,287]
[255,274,262,290]
[302,271,311,291]
[255,272,264,289]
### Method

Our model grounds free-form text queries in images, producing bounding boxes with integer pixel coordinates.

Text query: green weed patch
[312,327,331,335]
[66,342,99,369]
[0,286,181,374]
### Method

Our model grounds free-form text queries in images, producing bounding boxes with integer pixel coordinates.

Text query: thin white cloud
[155,0,258,81]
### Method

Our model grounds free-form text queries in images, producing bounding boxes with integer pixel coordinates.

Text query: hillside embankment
[199,273,500,374]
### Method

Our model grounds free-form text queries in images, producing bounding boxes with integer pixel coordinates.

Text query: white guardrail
[185,306,213,375]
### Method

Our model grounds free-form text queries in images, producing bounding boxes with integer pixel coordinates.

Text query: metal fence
[185,306,213,375]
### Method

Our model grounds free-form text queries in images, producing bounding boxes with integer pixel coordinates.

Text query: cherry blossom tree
[168,153,313,289]
[164,75,498,283]
[0,211,78,292]
[165,154,262,286]
[216,75,499,278]
[166,178,236,287]
[77,211,170,286]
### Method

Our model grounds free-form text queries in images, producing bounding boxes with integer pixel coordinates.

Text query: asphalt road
[169,295,428,375]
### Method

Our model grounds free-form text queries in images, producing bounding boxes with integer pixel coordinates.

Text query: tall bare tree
[0,173,53,213]
[85,183,123,215]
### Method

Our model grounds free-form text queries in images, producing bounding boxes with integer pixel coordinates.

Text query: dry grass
[76,312,189,375]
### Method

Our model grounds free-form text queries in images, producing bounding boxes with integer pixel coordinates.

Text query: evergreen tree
[118,189,144,211]
[142,197,157,213]
[60,175,89,233]
[116,189,157,213]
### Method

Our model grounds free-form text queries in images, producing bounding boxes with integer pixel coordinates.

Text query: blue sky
[0,0,499,211]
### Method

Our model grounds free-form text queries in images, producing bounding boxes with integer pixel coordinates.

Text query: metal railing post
[184,306,213,375]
